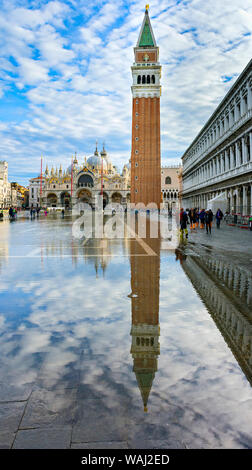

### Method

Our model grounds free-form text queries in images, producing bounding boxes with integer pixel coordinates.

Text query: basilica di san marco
[29,145,131,210]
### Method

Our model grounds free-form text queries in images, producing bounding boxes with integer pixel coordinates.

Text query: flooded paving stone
[0,383,32,402]
[71,441,129,449]
[0,402,26,433]
[13,426,72,449]
[20,388,77,428]
[0,432,15,449]
[0,216,252,448]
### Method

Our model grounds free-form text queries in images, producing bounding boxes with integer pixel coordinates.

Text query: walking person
[205,210,212,234]
[189,208,194,231]
[209,209,213,231]
[249,215,252,231]
[216,208,223,228]
[195,209,199,229]
[199,209,206,229]
[179,208,188,240]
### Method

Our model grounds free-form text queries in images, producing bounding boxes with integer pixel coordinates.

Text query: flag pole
[101,155,103,197]
[71,156,73,204]
[40,154,43,207]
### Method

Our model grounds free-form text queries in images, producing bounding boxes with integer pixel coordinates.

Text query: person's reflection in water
[175,242,187,265]
[129,215,161,412]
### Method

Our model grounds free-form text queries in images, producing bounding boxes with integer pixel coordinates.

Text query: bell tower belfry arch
[130,5,161,207]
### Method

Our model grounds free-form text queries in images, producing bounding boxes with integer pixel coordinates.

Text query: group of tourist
[8,206,18,220]
[179,207,224,238]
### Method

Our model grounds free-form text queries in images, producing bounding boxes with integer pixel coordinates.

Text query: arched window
[142,75,146,84]
[147,75,150,84]
[137,75,141,84]
[165,176,172,184]
[78,174,94,187]
[152,75,155,84]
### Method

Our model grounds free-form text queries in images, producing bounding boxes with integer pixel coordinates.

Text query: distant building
[181,58,252,215]
[11,182,29,208]
[29,146,131,209]
[29,176,45,208]
[161,165,182,209]
[0,161,12,209]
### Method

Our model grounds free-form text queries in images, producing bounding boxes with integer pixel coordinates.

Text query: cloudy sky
[0,0,252,185]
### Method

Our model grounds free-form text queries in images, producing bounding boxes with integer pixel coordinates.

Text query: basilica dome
[87,154,108,170]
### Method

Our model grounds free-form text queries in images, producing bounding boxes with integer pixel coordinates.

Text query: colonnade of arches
[137,75,155,85]
[162,190,178,200]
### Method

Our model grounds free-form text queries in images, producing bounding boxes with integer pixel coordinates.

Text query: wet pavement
[0,213,251,449]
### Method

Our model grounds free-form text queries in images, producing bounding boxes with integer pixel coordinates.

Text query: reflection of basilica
[129,235,160,411]
[180,245,252,386]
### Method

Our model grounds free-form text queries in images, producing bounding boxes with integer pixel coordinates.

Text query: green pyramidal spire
[137,6,157,48]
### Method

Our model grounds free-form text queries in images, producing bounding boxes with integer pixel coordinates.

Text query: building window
[135,125,138,129]
[244,96,248,113]
[237,103,240,119]
[136,112,138,116]
[135,162,138,167]
[135,176,138,180]
[135,150,138,154]
[165,176,171,184]
[135,189,138,193]
[136,99,138,104]
[137,76,141,84]
[135,137,139,141]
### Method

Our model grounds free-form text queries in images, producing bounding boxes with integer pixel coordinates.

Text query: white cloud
[0,0,252,183]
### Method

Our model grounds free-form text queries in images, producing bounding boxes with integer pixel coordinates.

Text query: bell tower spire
[130,6,161,207]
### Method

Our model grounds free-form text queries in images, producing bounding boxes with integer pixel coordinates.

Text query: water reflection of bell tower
[130,237,160,412]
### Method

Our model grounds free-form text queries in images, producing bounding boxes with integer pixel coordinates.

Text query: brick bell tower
[130,5,161,207]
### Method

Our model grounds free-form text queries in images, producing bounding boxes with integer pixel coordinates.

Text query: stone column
[225,150,229,171]
[241,95,245,116]
[242,136,246,164]
[247,80,252,110]
[230,145,234,168]
[236,141,241,166]
[237,187,242,214]
[220,154,224,173]
[243,186,248,215]
[249,132,252,162]
[229,188,234,214]
[250,184,252,215]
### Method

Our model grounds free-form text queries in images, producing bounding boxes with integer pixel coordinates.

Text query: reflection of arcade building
[181,248,252,384]
[130,239,160,411]
[31,146,131,209]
